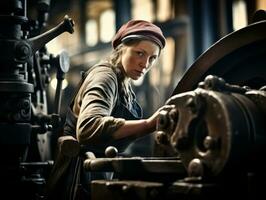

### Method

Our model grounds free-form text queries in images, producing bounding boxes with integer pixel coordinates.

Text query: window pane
[132,0,154,21]
[233,0,247,30]
[100,9,115,43]
[86,19,98,46]
[157,0,171,22]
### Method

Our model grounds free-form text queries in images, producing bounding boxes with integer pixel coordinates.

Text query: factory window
[100,9,115,43]
[233,0,248,30]
[85,0,114,45]
[132,0,154,21]
[131,0,175,22]
[157,0,171,22]
[86,19,98,46]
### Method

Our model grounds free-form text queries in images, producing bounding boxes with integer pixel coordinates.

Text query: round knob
[188,158,204,177]
[158,110,169,129]
[156,131,168,145]
[15,41,32,63]
[105,146,118,158]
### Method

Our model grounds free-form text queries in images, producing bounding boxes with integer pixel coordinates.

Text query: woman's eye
[149,56,156,63]
[136,51,144,57]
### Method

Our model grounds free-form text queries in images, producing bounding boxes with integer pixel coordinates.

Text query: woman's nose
[140,58,149,69]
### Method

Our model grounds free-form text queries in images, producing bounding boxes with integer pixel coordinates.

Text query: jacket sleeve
[75,66,125,145]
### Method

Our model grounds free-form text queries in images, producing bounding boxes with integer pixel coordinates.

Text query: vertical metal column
[79,0,87,48]
[187,0,233,66]
[187,0,203,66]
[114,0,132,30]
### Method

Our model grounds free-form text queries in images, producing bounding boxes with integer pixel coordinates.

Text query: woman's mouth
[135,70,144,76]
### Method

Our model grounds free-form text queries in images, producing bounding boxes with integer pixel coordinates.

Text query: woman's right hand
[146,104,175,132]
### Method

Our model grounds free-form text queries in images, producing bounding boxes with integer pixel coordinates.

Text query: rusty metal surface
[157,75,266,177]
[173,20,266,95]
[84,156,187,182]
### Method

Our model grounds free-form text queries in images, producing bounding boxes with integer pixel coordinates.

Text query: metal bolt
[204,75,225,90]
[158,110,169,129]
[188,158,204,177]
[203,136,217,150]
[16,42,31,60]
[22,99,30,109]
[156,131,168,145]
[169,108,178,123]
[21,46,29,55]
[185,97,198,113]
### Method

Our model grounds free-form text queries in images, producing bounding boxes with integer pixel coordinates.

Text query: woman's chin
[132,75,142,80]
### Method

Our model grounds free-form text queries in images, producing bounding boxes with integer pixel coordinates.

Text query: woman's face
[121,40,160,80]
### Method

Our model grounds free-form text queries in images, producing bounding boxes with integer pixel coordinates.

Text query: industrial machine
[0,1,74,199]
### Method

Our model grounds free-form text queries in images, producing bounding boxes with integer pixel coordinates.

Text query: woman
[64,19,167,157]
[46,20,167,200]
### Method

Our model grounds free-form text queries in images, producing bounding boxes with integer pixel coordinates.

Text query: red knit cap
[112,20,166,49]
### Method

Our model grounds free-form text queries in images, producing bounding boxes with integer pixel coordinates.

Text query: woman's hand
[113,104,175,140]
[146,104,175,132]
